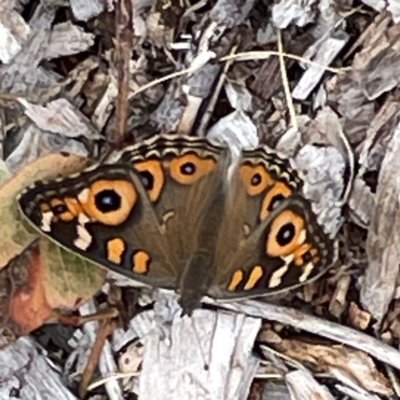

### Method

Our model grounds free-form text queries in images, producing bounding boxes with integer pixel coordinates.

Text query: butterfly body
[18,135,336,315]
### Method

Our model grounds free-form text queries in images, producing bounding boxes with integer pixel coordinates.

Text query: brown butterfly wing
[18,135,231,301]
[18,136,336,313]
[209,148,336,300]
[18,164,178,289]
[120,135,231,313]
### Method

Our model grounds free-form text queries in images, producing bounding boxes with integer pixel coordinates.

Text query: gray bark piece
[272,0,316,28]
[286,370,335,400]
[150,0,256,133]
[0,8,57,98]
[388,0,400,22]
[215,299,400,371]
[0,337,77,400]
[70,0,106,21]
[361,120,400,324]
[210,0,256,27]
[139,303,261,400]
[292,34,348,101]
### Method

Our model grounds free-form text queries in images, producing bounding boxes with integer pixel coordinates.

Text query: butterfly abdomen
[178,252,215,315]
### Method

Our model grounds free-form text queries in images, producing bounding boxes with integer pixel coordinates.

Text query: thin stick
[114,0,133,147]
[277,29,297,132]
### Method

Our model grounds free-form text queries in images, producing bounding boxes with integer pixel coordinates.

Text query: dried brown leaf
[275,339,393,396]
[0,153,107,341]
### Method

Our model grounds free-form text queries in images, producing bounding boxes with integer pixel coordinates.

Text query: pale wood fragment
[362,121,400,324]
[0,337,78,399]
[70,0,106,22]
[213,299,400,371]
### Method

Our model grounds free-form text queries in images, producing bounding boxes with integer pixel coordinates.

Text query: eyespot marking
[134,159,164,202]
[260,182,293,220]
[48,197,82,222]
[107,238,126,264]
[78,179,137,225]
[240,163,273,196]
[49,198,66,212]
[243,265,264,290]
[292,243,318,267]
[266,211,306,257]
[132,250,151,274]
[169,153,216,185]
[228,270,244,291]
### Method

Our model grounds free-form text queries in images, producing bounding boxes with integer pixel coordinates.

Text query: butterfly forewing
[18,164,178,289]
[118,135,231,276]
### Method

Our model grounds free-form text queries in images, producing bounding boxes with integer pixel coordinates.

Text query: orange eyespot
[260,182,293,220]
[49,198,64,209]
[134,159,164,202]
[169,153,216,185]
[78,179,137,225]
[293,244,319,267]
[266,210,306,257]
[239,163,273,196]
[49,198,77,222]
[132,250,151,274]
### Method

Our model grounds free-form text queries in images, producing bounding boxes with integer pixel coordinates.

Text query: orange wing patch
[63,197,83,218]
[292,244,318,267]
[243,265,264,290]
[107,238,126,264]
[36,179,137,237]
[132,251,151,274]
[227,270,244,291]
[39,197,83,230]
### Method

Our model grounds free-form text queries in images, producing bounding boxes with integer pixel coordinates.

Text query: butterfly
[18,134,336,315]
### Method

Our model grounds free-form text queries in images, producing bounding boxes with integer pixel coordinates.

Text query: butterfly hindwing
[209,147,335,300]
